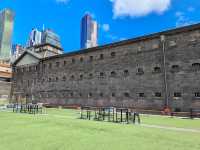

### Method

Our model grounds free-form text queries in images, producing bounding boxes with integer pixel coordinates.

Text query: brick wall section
[12,24,200,111]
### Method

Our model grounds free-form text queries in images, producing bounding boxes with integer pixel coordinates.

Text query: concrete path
[140,124,200,133]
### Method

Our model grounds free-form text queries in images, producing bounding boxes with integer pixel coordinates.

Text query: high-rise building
[0,9,14,60]
[11,44,25,60]
[41,29,61,48]
[81,14,98,49]
[28,28,42,47]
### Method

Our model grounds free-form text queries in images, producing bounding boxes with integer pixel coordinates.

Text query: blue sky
[1,0,200,52]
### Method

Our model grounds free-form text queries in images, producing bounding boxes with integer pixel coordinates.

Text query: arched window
[174,92,181,97]
[88,93,92,97]
[111,52,116,57]
[72,58,75,64]
[124,70,129,76]
[100,93,103,97]
[100,72,105,78]
[111,93,116,97]
[89,56,93,61]
[80,74,83,80]
[192,63,200,71]
[171,65,180,72]
[63,76,66,81]
[111,71,117,77]
[71,75,75,80]
[124,92,130,97]
[137,68,144,75]
[80,57,83,62]
[100,54,104,60]
[155,92,161,97]
[154,67,161,73]
[89,73,93,78]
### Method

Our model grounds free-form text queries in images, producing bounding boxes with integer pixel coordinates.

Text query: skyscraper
[0,9,14,60]
[28,28,42,47]
[41,29,61,48]
[81,14,98,49]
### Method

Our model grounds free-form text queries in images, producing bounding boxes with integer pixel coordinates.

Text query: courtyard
[0,108,200,150]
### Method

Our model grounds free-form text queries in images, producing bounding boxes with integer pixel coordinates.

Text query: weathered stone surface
[12,24,200,111]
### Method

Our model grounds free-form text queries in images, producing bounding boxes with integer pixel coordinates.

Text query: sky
[1,0,200,52]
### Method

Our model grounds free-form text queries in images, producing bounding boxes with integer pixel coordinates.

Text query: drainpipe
[161,35,169,109]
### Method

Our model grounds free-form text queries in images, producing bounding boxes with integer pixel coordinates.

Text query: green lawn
[0,109,200,150]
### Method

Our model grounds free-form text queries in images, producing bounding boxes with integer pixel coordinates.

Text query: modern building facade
[27,28,42,47]
[11,44,25,60]
[27,28,62,49]
[0,8,14,60]
[81,14,98,49]
[12,23,200,112]
[41,29,61,48]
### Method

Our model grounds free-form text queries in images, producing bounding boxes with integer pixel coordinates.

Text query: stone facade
[12,24,200,112]
[0,81,11,100]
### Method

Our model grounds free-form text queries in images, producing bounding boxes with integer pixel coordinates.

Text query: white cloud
[102,24,110,32]
[56,0,69,4]
[110,0,171,18]
[175,11,195,27]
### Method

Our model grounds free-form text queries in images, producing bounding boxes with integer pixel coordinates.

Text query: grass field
[0,108,200,150]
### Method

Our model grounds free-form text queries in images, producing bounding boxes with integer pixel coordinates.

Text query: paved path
[140,124,200,133]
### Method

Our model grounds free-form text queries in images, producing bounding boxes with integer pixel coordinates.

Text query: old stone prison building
[12,24,200,112]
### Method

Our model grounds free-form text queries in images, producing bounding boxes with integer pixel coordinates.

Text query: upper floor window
[56,62,60,67]
[70,92,74,97]
[139,93,145,97]
[43,64,46,69]
[111,71,117,77]
[195,92,200,97]
[89,73,93,78]
[100,54,104,60]
[88,93,92,97]
[124,70,129,76]
[192,63,200,71]
[63,76,66,81]
[89,56,93,62]
[111,52,116,58]
[153,67,161,73]
[80,74,83,80]
[80,57,83,62]
[174,92,182,97]
[155,92,162,97]
[100,93,103,97]
[100,72,105,78]
[171,65,180,72]
[35,66,38,71]
[63,61,67,66]
[111,93,116,97]
[124,92,130,97]
[28,66,32,72]
[71,75,75,80]
[72,58,75,64]
[137,68,144,75]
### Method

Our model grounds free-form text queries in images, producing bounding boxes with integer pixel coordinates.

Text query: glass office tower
[42,29,61,48]
[0,9,14,60]
[81,14,98,49]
